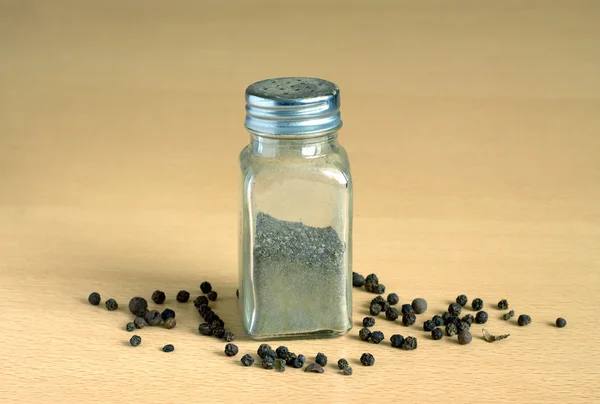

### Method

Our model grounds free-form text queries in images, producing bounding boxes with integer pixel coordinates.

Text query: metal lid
[245,77,342,136]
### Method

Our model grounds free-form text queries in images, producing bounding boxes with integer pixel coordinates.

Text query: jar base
[246,327,351,341]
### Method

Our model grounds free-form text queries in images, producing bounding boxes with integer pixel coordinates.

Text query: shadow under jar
[239,77,353,340]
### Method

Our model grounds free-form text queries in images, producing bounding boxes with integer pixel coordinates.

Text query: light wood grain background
[1,1,599,403]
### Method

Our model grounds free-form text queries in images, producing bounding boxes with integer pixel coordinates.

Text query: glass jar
[239,77,353,340]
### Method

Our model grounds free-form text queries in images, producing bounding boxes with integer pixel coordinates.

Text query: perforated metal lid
[245,77,342,136]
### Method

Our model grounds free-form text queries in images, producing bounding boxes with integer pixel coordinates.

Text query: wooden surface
[1,1,599,403]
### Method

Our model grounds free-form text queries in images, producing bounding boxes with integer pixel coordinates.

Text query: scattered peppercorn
[337,358,349,369]
[198,323,214,336]
[200,281,212,294]
[364,283,377,293]
[212,318,225,329]
[129,335,141,347]
[305,363,325,373]
[315,352,328,366]
[390,334,404,348]
[360,353,375,366]
[411,298,428,314]
[224,343,239,357]
[448,303,462,316]
[262,358,274,369]
[432,315,444,327]
[363,317,376,327]
[518,314,532,326]
[161,308,175,321]
[241,354,255,367]
[365,273,379,286]
[371,331,384,344]
[369,303,381,316]
[375,284,386,294]
[503,310,515,320]
[423,320,435,332]
[342,366,353,376]
[385,307,399,321]
[151,290,166,304]
[88,292,101,305]
[128,297,148,316]
[276,346,289,359]
[126,322,135,332]
[462,314,474,326]
[387,293,399,305]
[162,344,175,353]
[134,317,147,329]
[371,296,385,307]
[352,272,365,287]
[556,317,567,328]
[213,327,225,338]
[207,291,218,301]
[223,331,235,342]
[194,296,209,308]
[456,294,468,307]
[381,301,390,312]
[442,312,452,324]
[203,311,217,324]
[475,311,488,324]
[446,323,458,336]
[257,344,272,359]
[176,290,190,303]
[471,298,483,311]
[458,331,472,345]
[431,327,443,340]
[401,336,418,350]
[458,321,470,333]
[164,318,176,329]
[105,298,118,311]
[236,289,239,298]
[401,304,413,315]
[402,312,416,326]
[359,328,372,341]
[144,310,162,326]
[497,299,509,310]
[275,359,286,372]
[289,354,306,368]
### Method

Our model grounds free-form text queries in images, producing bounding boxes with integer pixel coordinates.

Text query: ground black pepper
[448,303,462,317]
[126,322,135,332]
[128,297,148,316]
[360,353,375,366]
[497,299,509,310]
[458,331,472,345]
[411,298,428,314]
[475,311,488,324]
[337,358,348,369]
[129,335,141,347]
[471,298,483,311]
[369,303,381,316]
[363,317,376,327]
[432,315,444,327]
[518,314,532,326]
[134,317,147,329]
[401,336,417,350]
[387,293,399,305]
[262,358,274,369]
[224,343,239,357]
[446,323,458,336]
[462,314,474,326]
[315,352,327,367]
[371,331,384,344]
[503,310,515,320]
[385,307,399,321]
[401,312,416,326]
[88,292,101,305]
[456,294,468,307]
[359,328,372,341]
[144,310,162,326]
[423,320,435,332]
[200,281,212,294]
[431,327,443,340]
[241,354,255,367]
[198,323,214,336]
[194,296,209,308]
[105,298,118,311]
[161,308,175,321]
[352,272,365,287]
[207,291,218,301]
[164,318,176,329]
[223,332,235,342]
[305,363,325,373]
[390,334,404,348]
[401,304,413,315]
[151,290,166,305]
[176,290,190,303]
[556,317,567,328]
[162,344,175,353]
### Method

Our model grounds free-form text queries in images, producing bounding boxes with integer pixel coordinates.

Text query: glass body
[239,130,353,339]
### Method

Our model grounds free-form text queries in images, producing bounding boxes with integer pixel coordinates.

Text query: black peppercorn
[262,358,274,370]
[224,343,239,357]
[401,304,413,315]
[431,327,443,340]
[212,318,225,329]
[411,298,428,314]
[442,312,452,324]
[503,310,515,320]
[363,317,376,327]
[126,322,135,332]
[129,335,141,346]
[385,307,399,321]
[364,283,376,293]
[276,346,289,359]
[198,305,211,317]
[198,322,213,336]
[371,296,385,307]
[448,303,462,317]
[497,299,509,310]
[518,314,532,326]
[207,291,218,301]
[475,311,488,324]
[446,323,458,336]
[213,327,225,338]
[162,344,175,352]
[371,331,384,344]
[164,318,176,329]
[387,293,399,305]
[359,327,372,341]
[161,308,175,321]
[423,320,435,332]
[203,311,217,324]
[471,298,483,311]
[458,331,472,345]
[151,290,166,305]
[144,310,162,326]
[342,366,353,376]
[128,297,147,316]
[556,317,567,328]
[105,298,118,311]
[305,363,325,373]
[200,281,212,294]
[402,312,416,326]
[432,315,444,327]
[176,290,190,303]
[241,354,255,367]
[194,296,209,308]
[360,353,375,366]
[337,358,348,369]
[369,303,381,316]
[458,321,470,333]
[456,294,468,307]
[275,359,286,372]
[223,331,235,342]
[134,317,147,329]
[390,334,404,348]
[381,301,390,312]
[290,355,305,368]
[315,352,327,367]
[462,314,474,326]
[401,336,418,350]
[375,284,386,294]
[88,292,101,305]
[352,272,365,287]
[365,273,378,286]
[257,344,272,359]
